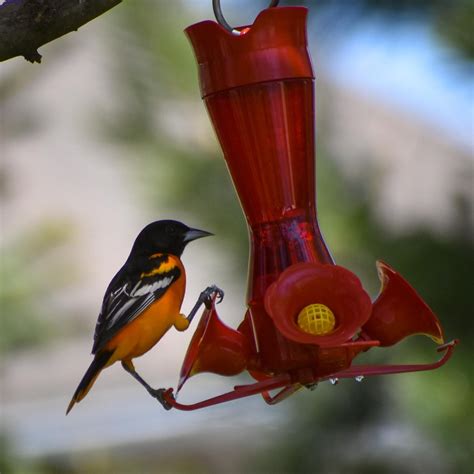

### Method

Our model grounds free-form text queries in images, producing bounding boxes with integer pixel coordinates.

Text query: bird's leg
[186,285,224,324]
[121,361,171,410]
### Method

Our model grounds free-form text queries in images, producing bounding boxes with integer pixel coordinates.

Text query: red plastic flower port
[264,262,372,346]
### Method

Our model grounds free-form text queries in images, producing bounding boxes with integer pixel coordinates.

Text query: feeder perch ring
[213,0,280,33]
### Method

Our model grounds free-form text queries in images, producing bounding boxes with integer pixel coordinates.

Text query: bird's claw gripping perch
[201,284,224,308]
[187,284,224,323]
[149,388,172,410]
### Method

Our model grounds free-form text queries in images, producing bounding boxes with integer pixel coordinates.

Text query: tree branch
[0,0,122,63]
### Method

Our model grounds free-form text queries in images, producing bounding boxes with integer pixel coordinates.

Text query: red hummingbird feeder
[163,2,457,410]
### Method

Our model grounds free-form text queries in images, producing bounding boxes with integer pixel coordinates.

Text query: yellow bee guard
[297,303,336,336]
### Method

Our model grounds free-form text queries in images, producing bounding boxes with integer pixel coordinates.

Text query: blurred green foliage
[0,435,51,474]
[0,446,211,474]
[436,0,474,60]
[0,221,75,354]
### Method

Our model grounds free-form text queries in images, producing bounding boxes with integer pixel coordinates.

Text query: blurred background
[1,0,473,472]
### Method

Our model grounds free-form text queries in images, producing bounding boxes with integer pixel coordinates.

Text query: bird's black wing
[92,264,181,354]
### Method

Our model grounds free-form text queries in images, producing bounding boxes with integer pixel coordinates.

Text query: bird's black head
[130,220,212,258]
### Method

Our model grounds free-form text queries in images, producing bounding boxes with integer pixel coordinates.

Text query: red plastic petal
[362,261,444,346]
[178,301,250,392]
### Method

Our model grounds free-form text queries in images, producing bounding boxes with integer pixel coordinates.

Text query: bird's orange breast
[105,256,186,364]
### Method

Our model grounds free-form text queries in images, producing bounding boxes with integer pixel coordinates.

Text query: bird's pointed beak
[184,227,213,243]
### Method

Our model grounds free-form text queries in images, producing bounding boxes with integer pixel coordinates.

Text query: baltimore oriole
[67,220,222,414]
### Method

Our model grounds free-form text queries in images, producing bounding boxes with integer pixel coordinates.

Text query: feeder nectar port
[297,303,336,335]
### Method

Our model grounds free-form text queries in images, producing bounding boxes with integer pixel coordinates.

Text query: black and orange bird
[67,220,222,414]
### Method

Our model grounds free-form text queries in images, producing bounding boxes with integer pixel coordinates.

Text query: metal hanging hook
[213,0,280,34]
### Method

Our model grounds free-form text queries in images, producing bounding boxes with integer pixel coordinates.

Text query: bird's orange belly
[105,286,184,364]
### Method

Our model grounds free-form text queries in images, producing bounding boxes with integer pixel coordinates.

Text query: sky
[318,16,474,150]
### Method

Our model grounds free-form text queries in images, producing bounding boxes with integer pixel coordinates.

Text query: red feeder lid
[185,7,314,98]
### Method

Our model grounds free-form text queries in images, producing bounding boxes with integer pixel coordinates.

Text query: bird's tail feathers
[66,350,113,415]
